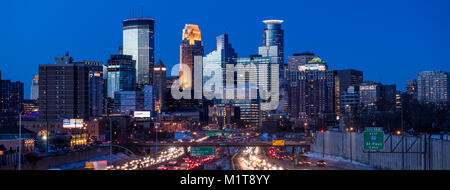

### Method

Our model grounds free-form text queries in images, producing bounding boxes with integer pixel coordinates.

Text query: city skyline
[1,0,450,99]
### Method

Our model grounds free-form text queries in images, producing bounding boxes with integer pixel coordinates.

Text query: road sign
[272,140,285,146]
[363,127,384,151]
[206,131,215,136]
[190,147,216,156]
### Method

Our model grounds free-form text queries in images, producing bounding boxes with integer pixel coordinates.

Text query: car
[298,161,312,166]
[168,160,178,166]
[157,165,168,170]
[316,160,327,167]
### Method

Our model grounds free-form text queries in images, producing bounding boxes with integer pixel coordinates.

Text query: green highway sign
[190,147,216,156]
[363,127,385,151]
[206,131,215,136]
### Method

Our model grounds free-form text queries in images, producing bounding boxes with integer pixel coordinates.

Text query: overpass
[137,141,311,147]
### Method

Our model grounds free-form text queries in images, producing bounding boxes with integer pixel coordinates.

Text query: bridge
[136,141,311,147]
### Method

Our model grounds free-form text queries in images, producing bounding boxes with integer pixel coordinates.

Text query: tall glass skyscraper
[123,18,155,87]
[259,20,285,80]
[180,24,204,90]
[203,34,237,98]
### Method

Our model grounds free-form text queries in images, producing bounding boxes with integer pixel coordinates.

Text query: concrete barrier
[311,131,450,170]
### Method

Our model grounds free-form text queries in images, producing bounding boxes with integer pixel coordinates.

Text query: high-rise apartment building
[417,71,450,106]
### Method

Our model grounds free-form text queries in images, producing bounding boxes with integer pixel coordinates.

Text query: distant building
[359,81,381,111]
[153,60,166,112]
[335,69,363,116]
[38,53,98,121]
[203,34,237,99]
[288,53,316,118]
[180,24,204,90]
[30,75,39,100]
[0,71,24,114]
[259,20,285,80]
[406,79,418,101]
[417,71,450,106]
[107,54,136,99]
[123,18,155,87]
[380,84,397,111]
[288,55,336,126]
[113,91,145,115]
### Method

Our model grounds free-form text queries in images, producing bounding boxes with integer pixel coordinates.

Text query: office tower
[335,70,363,116]
[380,84,397,111]
[235,55,278,113]
[31,75,39,100]
[180,24,204,90]
[288,53,318,117]
[219,84,261,128]
[0,76,24,114]
[153,60,166,112]
[359,81,382,111]
[289,56,335,126]
[107,54,136,99]
[123,18,155,87]
[142,85,153,111]
[113,91,145,115]
[73,60,105,117]
[417,71,450,106]
[259,20,285,80]
[39,54,90,121]
[406,79,418,100]
[203,34,237,99]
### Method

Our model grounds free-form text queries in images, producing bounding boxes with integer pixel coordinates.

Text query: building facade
[31,75,39,100]
[417,71,450,106]
[107,54,136,99]
[123,18,155,87]
[179,24,204,90]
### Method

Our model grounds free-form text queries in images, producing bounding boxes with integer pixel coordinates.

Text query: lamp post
[18,111,22,170]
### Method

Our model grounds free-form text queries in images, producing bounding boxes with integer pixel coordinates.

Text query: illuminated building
[289,55,336,126]
[180,24,204,90]
[203,34,237,98]
[417,71,450,106]
[335,69,363,116]
[259,20,285,80]
[123,18,155,87]
[153,60,166,112]
[359,81,381,111]
[107,54,136,99]
[31,75,39,100]
[0,72,24,114]
[406,79,418,101]
[39,53,103,121]
[113,91,145,115]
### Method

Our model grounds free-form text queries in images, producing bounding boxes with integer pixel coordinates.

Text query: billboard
[134,111,151,118]
[63,119,84,128]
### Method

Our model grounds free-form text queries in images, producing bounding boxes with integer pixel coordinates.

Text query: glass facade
[107,54,136,99]
[123,18,155,87]
[260,20,285,80]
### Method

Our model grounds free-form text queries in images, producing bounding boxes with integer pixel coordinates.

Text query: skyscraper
[107,54,136,99]
[335,69,363,116]
[31,75,39,100]
[180,24,204,90]
[289,55,336,125]
[203,34,237,99]
[288,53,316,118]
[406,79,418,100]
[123,18,155,87]
[417,71,450,106]
[259,20,285,80]
[153,60,166,112]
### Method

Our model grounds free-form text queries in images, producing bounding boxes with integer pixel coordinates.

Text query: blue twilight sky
[0,0,449,99]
